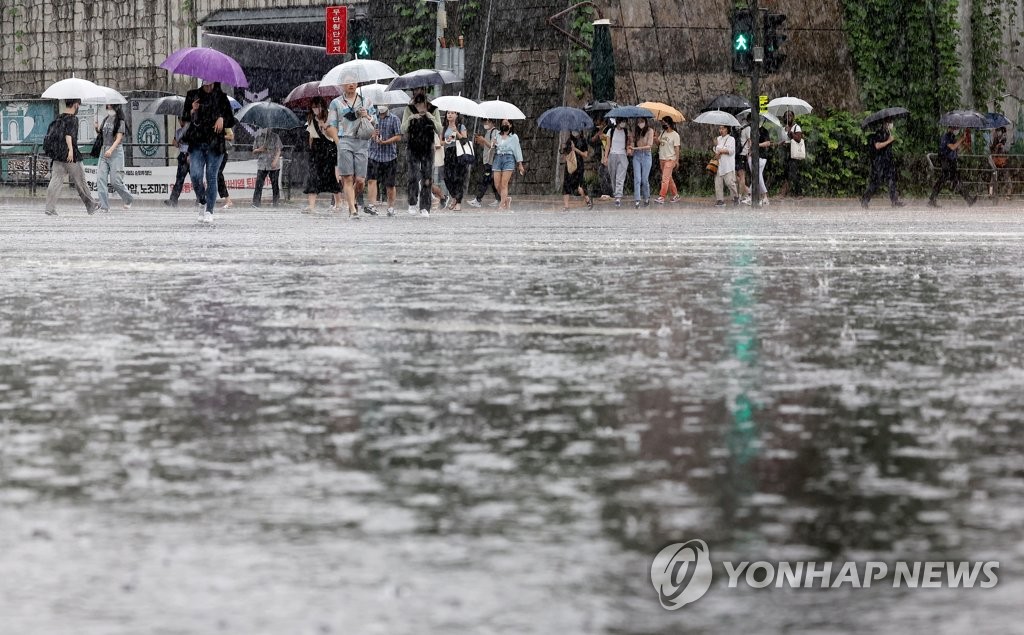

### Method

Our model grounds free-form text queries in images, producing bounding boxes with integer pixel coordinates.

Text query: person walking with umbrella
[603,118,630,207]
[182,80,235,223]
[713,124,739,207]
[251,126,283,208]
[401,86,443,216]
[302,96,341,212]
[327,80,375,219]
[561,129,592,212]
[928,125,977,208]
[44,99,98,216]
[470,119,501,208]
[442,110,468,210]
[366,103,403,216]
[655,117,681,204]
[861,118,904,208]
[93,103,135,212]
[631,117,655,208]
[492,119,526,210]
[778,110,805,199]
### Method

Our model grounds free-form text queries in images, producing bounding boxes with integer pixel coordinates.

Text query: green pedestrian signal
[731,9,753,73]
[348,16,371,59]
[357,38,371,58]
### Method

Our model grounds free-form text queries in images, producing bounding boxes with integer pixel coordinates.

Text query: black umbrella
[861,106,910,128]
[702,94,751,114]
[584,100,618,114]
[146,95,186,116]
[235,102,303,129]
[385,69,460,91]
[938,110,990,129]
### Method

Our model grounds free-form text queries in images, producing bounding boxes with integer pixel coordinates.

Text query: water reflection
[1,210,1023,633]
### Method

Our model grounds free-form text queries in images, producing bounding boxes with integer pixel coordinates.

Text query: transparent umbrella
[692,110,741,127]
[83,86,127,105]
[432,95,480,117]
[475,100,526,120]
[321,59,398,86]
[766,96,813,116]
[41,77,107,101]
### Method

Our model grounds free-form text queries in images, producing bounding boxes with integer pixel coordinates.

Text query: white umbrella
[765,96,813,116]
[377,90,411,106]
[475,99,526,120]
[41,77,107,100]
[356,82,389,104]
[692,110,741,127]
[738,108,782,127]
[321,59,399,86]
[432,95,479,116]
[83,85,128,105]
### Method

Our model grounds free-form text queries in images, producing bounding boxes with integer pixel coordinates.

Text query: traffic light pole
[749,0,760,207]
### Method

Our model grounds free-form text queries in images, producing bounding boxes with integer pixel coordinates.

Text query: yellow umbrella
[638,101,685,122]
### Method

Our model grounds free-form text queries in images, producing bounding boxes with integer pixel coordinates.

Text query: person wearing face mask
[44,99,98,216]
[602,118,630,207]
[655,117,681,204]
[861,118,904,208]
[401,86,443,216]
[928,126,977,208]
[470,119,501,207]
[561,129,592,212]
[631,118,655,208]
[713,124,738,207]
[303,96,341,213]
[94,103,134,212]
[492,119,525,210]
[327,80,376,219]
[442,110,468,210]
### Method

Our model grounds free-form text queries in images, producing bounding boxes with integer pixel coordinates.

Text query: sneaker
[967,194,978,207]
[614,198,622,208]
[488,200,500,207]
[586,196,593,210]
[670,195,680,203]
[45,209,58,216]
[163,199,177,207]
[198,209,207,222]
[386,207,396,217]
[643,199,651,208]
[740,196,752,206]
[420,209,430,217]
[927,198,940,208]
[715,200,726,207]
[364,205,378,216]
[860,198,869,209]
[408,205,419,215]
[439,196,449,209]
[634,200,641,209]
[251,203,260,209]
[122,201,132,210]
[96,207,109,214]
[468,199,482,208]
[760,197,770,207]
[203,211,214,223]
[300,207,314,214]
[655,196,665,204]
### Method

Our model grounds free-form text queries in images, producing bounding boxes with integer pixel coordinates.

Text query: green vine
[569,5,595,100]
[387,2,435,73]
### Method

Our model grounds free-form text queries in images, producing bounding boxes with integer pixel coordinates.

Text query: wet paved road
[1,201,1023,634]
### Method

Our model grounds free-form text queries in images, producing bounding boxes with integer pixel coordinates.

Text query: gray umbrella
[385,69,460,91]
[235,102,303,129]
[861,106,910,128]
[938,110,990,129]
[702,94,751,115]
[146,95,186,116]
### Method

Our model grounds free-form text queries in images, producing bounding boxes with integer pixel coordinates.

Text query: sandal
[453,204,461,211]
[585,195,593,210]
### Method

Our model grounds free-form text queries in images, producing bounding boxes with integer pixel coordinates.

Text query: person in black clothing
[561,129,592,212]
[44,99,97,216]
[928,126,976,208]
[182,81,234,222]
[861,118,904,208]
[400,87,442,216]
[302,96,341,212]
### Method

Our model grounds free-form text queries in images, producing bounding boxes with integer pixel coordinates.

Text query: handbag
[459,139,475,165]
[790,138,806,160]
[90,116,108,158]
[353,116,375,140]
[566,146,578,174]
[706,158,719,174]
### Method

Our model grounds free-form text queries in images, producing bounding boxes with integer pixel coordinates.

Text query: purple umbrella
[159,47,248,88]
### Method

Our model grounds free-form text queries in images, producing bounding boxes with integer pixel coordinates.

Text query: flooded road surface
[1,203,1023,634]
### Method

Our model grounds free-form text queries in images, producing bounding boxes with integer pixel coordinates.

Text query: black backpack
[407,109,436,155]
[43,115,70,161]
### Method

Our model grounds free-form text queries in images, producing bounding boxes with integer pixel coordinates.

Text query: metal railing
[925,152,1024,197]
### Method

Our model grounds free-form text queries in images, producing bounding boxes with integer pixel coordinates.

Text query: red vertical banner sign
[326,6,348,55]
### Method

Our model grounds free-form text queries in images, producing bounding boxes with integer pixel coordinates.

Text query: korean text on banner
[326,6,348,56]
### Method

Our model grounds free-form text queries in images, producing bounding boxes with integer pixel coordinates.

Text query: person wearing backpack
[401,86,442,217]
[44,99,98,216]
[94,103,135,212]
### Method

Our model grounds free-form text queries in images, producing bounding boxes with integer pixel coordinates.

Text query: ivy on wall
[569,5,595,100]
[387,2,435,73]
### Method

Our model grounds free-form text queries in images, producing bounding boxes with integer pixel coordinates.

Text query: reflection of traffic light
[763,12,787,73]
[349,16,371,58]
[731,9,753,74]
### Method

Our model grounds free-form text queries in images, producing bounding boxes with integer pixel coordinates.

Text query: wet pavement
[1,200,1023,634]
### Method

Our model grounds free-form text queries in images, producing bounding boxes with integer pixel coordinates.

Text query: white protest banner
[83,159,263,200]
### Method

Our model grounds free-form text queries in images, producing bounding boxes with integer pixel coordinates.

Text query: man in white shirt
[714,125,738,207]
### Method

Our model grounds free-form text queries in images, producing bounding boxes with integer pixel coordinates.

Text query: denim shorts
[493,153,516,172]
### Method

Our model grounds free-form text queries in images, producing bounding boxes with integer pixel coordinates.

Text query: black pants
[444,147,466,203]
[169,153,190,203]
[930,159,972,202]
[863,164,899,204]
[253,169,280,206]
[407,153,433,211]
[217,152,229,199]
[475,163,499,202]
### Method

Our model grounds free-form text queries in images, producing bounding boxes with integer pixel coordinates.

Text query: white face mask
[377,106,388,115]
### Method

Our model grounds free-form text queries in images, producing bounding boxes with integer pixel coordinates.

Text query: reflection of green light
[728,244,759,466]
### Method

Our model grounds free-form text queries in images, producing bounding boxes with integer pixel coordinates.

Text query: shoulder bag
[90,116,108,158]
[790,138,806,160]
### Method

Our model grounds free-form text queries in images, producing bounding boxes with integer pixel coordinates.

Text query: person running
[492,119,525,210]
[603,118,629,207]
[928,126,977,208]
[442,110,468,210]
[327,80,375,219]
[860,118,904,208]
[93,103,134,212]
[302,96,341,212]
[561,129,592,212]
[655,116,680,204]
[470,119,501,207]
[182,80,234,223]
[713,124,738,207]
[366,104,402,216]
[401,86,442,217]
[44,99,98,216]
[631,117,654,208]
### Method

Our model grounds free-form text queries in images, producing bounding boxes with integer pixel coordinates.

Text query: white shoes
[488,200,500,207]
[203,211,214,223]
[740,195,752,205]
[420,209,430,217]
[468,199,482,208]
[407,205,419,215]
[197,209,206,222]
[386,207,395,217]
